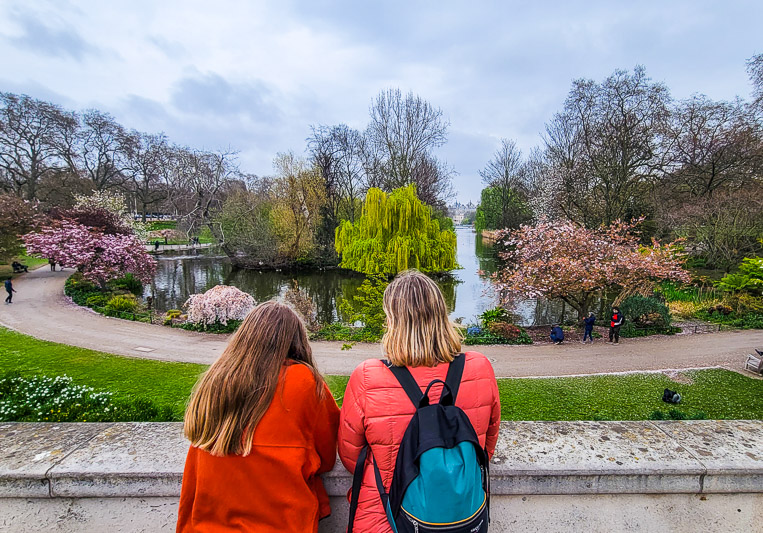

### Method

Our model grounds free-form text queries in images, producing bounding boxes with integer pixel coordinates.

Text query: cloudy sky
[1,0,760,203]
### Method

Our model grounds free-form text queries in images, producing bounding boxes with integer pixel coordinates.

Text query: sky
[1,0,761,203]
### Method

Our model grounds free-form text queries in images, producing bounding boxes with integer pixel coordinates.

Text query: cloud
[7,12,99,61]
[170,72,282,124]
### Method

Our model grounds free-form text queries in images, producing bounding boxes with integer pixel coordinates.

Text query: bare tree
[479,139,530,228]
[127,132,169,221]
[539,67,671,227]
[0,92,76,199]
[366,88,453,204]
[664,95,760,198]
[272,152,325,260]
[748,53,763,116]
[78,109,133,191]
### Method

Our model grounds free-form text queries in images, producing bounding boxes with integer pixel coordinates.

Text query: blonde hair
[382,270,462,367]
[184,300,324,456]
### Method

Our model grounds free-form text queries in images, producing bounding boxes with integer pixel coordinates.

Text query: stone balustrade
[1,420,761,532]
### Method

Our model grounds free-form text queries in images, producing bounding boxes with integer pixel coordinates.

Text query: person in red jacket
[609,307,624,344]
[177,301,340,533]
[338,270,501,533]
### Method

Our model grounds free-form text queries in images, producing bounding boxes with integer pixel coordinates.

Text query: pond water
[145,226,572,326]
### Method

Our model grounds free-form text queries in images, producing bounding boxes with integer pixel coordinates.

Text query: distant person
[177,301,339,533]
[49,258,56,271]
[5,278,16,304]
[11,261,27,273]
[154,240,160,251]
[609,307,624,344]
[582,312,596,343]
[550,324,564,344]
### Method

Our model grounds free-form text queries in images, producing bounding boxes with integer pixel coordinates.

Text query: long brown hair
[382,270,462,367]
[184,300,325,456]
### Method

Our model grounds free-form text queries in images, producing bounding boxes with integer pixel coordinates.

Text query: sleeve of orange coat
[485,364,501,460]
[337,363,368,473]
[313,381,340,475]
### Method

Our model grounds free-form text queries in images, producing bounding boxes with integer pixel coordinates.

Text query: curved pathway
[0,267,759,377]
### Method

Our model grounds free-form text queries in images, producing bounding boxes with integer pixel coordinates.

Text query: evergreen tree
[335,184,457,275]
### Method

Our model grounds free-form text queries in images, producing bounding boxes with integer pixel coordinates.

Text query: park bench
[745,351,763,375]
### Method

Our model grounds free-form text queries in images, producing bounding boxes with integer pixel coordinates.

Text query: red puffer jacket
[338,351,501,533]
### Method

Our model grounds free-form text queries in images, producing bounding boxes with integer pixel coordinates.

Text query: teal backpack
[347,354,490,532]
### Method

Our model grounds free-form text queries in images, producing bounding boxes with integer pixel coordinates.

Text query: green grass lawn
[0,327,347,419]
[1,327,761,421]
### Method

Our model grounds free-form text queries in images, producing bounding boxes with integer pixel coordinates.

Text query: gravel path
[0,268,759,377]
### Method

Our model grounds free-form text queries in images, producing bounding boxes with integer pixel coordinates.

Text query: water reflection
[146,227,572,326]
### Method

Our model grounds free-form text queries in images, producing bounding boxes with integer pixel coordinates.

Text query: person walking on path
[550,324,565,344]
[609,307,624,344]
[5,278,16,304]
[582,312,596,343]
[48,258,56,271]
[338,270,500,533]
[177,301,340,533]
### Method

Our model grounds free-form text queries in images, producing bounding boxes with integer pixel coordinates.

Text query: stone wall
[1,420,761,532]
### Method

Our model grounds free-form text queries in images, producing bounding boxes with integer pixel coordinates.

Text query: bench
[745,353,763,375]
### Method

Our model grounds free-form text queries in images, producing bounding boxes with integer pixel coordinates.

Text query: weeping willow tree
[335,184,457,274]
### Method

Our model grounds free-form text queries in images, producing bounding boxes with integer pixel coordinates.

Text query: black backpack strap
[347,444,369,533]
[371,454,397,529]
[382,359,424,407]
[444,353,465,403]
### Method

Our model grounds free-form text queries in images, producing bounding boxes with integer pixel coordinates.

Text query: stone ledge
[1,420,761,499]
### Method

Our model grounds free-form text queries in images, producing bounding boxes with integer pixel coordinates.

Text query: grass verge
[1,327,760,421]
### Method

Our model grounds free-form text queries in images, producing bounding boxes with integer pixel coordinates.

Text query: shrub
[180,320,242,334]
[109,273,144,296]
[488,322,522,341]
[85,294,109,308]
[311,323,381,343]
[166,309,182,319]
[706,303,733,316]
[729,294,763,314]
[338,275,388,336]
[105,294,139,313]
[479,307,516,327]
[283,280,319,332]
[620,294,671,327]
[64,273,99,306]
[184,285,255,326]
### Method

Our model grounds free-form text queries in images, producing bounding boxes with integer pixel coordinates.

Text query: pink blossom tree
[23,220,156,288]
[184,285,255,326]
[492,218,691,319]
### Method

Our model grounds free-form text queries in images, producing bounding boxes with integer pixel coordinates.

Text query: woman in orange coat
[338,270,501,532]
[177,301,340,533]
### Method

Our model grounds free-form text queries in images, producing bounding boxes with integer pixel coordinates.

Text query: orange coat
[177,363,340,533]
[338,352,501,533]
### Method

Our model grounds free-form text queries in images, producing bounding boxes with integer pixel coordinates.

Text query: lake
[145,226,570,326]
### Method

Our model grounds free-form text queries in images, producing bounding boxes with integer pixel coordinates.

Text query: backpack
[662,388,681,404]
[348,354,490,533]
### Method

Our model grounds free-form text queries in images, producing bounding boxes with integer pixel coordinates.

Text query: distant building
[447,202,476,225]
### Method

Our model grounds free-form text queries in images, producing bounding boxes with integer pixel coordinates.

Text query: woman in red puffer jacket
[338,270,501,533]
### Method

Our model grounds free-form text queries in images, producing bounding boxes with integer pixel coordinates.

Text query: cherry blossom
[492,218,691,318]
[184,285,255,326]
[23,219,156,287]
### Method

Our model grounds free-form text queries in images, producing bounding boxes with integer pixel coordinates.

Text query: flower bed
[0,372,175,422]
[64,273,152,323]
